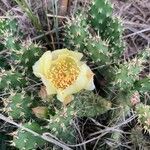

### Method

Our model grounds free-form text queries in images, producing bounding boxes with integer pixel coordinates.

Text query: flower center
[48,56,80,89]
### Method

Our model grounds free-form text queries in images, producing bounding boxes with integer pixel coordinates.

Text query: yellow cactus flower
[33,49,95,104]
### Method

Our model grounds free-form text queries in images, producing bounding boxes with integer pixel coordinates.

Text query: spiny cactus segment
[74,91,111,117]
[135,103,150,133]
[3,92,32,120]
[0,70,27,91]
[86,36,110,64]
[134,77,150,94]
[48,105,76,144]
[13,122,47,150]
[103,17,124,58]
[65,13,89,51]
[65,0,124,69]
[89,0,113,30]
[19,42,43,72]
[112,58,144,91]
[0,18,43,73]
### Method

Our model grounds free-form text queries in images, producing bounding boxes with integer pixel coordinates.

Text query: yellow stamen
[47,56,80,89]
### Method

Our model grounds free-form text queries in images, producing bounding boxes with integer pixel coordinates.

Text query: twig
[31,26,64,41]
[47,14,68,19]
[123,21,150,28]
[24,82,42,91]
[0,16,22,19]
[123,28,150,38]
[0,113,72,150]
[67,115,136,147]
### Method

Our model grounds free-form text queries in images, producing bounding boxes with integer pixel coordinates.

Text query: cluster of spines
[65,13,89,51]
[12,122,47,150]
[47,105,76,144]
[86,35,110,64]
[0,69,27,91]
[3,92,32,120]
[89,0,113,31]
[135,103,150,133]
[112,57,145,91]
[0,19,43,73]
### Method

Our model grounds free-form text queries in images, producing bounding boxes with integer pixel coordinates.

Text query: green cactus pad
[48,105,75,144]
[65,13,89,51]
[134,77,150,93]
[0,71,27,91]
[48,91,111,144]
[0,19,17,35]
[13,122,46,150]
[135,103,150,133]
[86,36,110,64]
[89,0,113,30]
[19,43,43,71]
[4,93,32,120]
[112,58,144,91]
[74,91,111,117]
[103,18,124,58]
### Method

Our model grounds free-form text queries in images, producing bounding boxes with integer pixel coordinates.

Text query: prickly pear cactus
[65,13,89,51]
[112,58,144,91]
[0,70,27,91]
[89,0,113,30]
[0,0,150,149]
[0,18,43,73]
[65,1,150,149]
[13,122,47,150]
[65,0,124,66]
[0,18,47,149]
[3,92,32,120]
[48,105,76,144]
[47,91,111,144]
[135,103,150,133]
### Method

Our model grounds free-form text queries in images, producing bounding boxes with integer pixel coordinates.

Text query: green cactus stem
[13,122,47,150]
[135,103,150,133]
[3,92,32,120]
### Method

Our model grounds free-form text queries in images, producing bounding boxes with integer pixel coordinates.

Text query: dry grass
[111,0,150,57]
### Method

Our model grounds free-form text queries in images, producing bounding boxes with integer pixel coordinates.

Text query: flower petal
[41,76,57,95]
[52,48,83,61]
[32,60,41,78]
[57,95,74,105]
[56,63,95,102]
[84,70,95,90]
[33,51,52,78]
